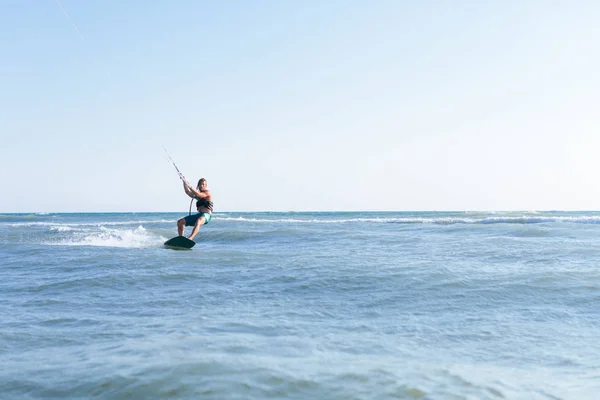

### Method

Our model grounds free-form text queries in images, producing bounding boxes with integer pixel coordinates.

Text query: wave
[47,226,166,248]
[216,215,600,225]
[50,226,75,232]
[6,214,600,235]
[5,219,175,228]
[473,216,600,225]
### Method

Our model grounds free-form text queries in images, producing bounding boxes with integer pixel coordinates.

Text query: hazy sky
[1,1,599,212]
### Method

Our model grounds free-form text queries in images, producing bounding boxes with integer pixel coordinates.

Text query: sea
[1,211,598,399]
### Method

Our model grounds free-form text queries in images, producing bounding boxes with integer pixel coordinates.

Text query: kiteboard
[164,236,195,250]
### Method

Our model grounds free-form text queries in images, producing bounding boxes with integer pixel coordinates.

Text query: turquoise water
[1,211,599,399]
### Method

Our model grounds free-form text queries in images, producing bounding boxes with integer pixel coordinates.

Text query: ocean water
[1,211,599,399]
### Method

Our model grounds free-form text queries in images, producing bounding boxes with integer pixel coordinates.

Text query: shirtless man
[177,178,213,240]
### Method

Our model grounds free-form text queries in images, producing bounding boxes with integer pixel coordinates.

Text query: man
[177,178,213,240]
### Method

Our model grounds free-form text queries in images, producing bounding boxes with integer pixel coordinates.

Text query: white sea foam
[51,225,165,248]
[50,226,74,232]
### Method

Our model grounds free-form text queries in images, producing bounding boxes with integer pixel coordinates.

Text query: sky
[1,0,599,212]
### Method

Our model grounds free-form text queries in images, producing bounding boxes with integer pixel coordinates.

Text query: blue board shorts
[184,212,212,226]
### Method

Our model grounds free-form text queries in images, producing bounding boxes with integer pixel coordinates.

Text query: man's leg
[188,216,206,240]
[177,218,186,236]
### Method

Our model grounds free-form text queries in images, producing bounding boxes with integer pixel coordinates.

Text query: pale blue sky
[1,1,599,212]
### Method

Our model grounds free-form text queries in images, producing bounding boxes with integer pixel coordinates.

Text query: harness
[196,197,214,212]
